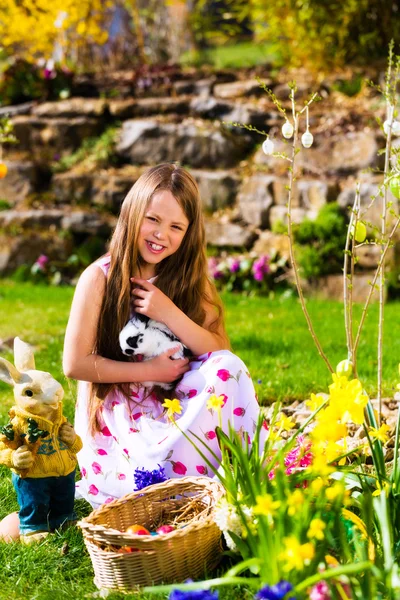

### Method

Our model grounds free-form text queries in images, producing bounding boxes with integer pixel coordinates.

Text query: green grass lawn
[180,40,280,69]
[0,281,399,600]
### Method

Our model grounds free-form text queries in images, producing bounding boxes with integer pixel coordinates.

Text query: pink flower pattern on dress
[92,462,102,474]
[188,389,197,398]
[101,426,112,437]
[117,473,126,480]
[196,465,208,475]
[233,407,245,417]
[205,430,217,440]
[216,369,231,381]
[88,484,99,495]
[97,449,108,456]
[172,461,187,475]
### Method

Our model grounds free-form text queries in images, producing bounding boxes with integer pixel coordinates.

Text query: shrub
[294,203,348,280]
[52,126,120,173]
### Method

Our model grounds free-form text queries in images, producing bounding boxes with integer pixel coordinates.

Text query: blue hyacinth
[168,589,219,600]
[255,581,295,600]
[133,464,168,491]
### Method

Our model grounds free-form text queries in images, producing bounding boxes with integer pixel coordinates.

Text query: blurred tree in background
[0,0,399,78]
[189,0,400,70]
[0,0,110,63]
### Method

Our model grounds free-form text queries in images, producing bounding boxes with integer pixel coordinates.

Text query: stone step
[0,208,115,235]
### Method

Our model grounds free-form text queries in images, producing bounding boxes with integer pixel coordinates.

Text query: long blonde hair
[89,163,225,433]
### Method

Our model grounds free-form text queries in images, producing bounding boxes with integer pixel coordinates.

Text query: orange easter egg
[126,524,150,535]
[0,163,8,179]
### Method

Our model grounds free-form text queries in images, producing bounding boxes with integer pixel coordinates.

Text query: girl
[0,164,261,537]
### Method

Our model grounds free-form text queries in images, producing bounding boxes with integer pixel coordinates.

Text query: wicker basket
[78,476,225,591]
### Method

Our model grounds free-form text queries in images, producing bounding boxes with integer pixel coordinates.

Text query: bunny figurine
[0,337,82,543]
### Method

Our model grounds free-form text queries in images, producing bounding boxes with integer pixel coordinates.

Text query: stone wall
[0,66,398,298]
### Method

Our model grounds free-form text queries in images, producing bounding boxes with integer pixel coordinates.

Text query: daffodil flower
[279,536,315,571]
[253,493,281,517]
[162,398,182,420]
[369,424,391,445]
[275,413,295,432]
[307,518,326,540]
[206,394,225,411]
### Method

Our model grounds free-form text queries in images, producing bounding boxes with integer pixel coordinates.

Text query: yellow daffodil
[162,398,182,419]
[206,394,225,411]
[310,478,324,494]
[287,489,304,516]
[279,536,315,571]
[369,424,391,445]
[275,413,296,431]
[307,518,326,540]
[253,493,281,517]
[307,450,334,477]
[325,482,345,502]
[328,375,367,425]
[372,481,391,497]
[306,393,325,412]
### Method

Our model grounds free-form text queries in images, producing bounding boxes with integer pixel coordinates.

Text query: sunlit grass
[0,280,399,599]
[180,40,280,69]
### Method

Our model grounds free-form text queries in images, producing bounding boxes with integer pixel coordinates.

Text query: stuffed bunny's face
[0,338,64,420]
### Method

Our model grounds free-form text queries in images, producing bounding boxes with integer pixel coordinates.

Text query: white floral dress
[74,256,261,508]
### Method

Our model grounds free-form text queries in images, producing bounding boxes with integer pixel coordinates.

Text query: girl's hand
[147,346,190,383]
[131,277,175,322]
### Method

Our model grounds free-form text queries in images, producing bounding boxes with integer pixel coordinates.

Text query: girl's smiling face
[138,189,189,277]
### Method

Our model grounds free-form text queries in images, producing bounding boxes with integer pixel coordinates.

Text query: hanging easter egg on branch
[301,130,314,148]
[389,175,400,199]
[336,359,353,378]
[0,163,7,179]
[282,121,294,139]
[351,221,367,243]
[262,138,274,155]
[392,121,400,136]
[383,120,400,136]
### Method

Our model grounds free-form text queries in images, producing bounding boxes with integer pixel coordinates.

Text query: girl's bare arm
[63,265,189,383]
[132,278,230,355]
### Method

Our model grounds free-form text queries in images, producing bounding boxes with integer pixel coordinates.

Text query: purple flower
[252,255,271,282]
[229,258,241,273]
[255,581,295,600]
[36,254,49,269]
[133,464,168,491]
[168,589,219,600]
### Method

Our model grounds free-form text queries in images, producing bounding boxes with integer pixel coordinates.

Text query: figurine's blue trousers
[12,470,76,534]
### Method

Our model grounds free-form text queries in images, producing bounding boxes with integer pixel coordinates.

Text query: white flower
[214,497,253,552]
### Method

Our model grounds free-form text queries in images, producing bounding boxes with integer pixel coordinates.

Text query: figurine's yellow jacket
[0,403,83,478]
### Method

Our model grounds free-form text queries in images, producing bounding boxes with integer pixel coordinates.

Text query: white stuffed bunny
[0,337,82,543]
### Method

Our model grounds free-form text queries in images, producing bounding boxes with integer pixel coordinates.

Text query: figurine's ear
[0,357,22,385]
[14,337,35,371]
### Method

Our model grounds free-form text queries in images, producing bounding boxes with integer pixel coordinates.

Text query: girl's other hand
[147,346,190,383]
[130,277,174,322]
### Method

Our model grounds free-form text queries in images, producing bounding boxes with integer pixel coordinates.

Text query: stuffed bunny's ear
[14,337,35,371]
[0,357,22,385]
